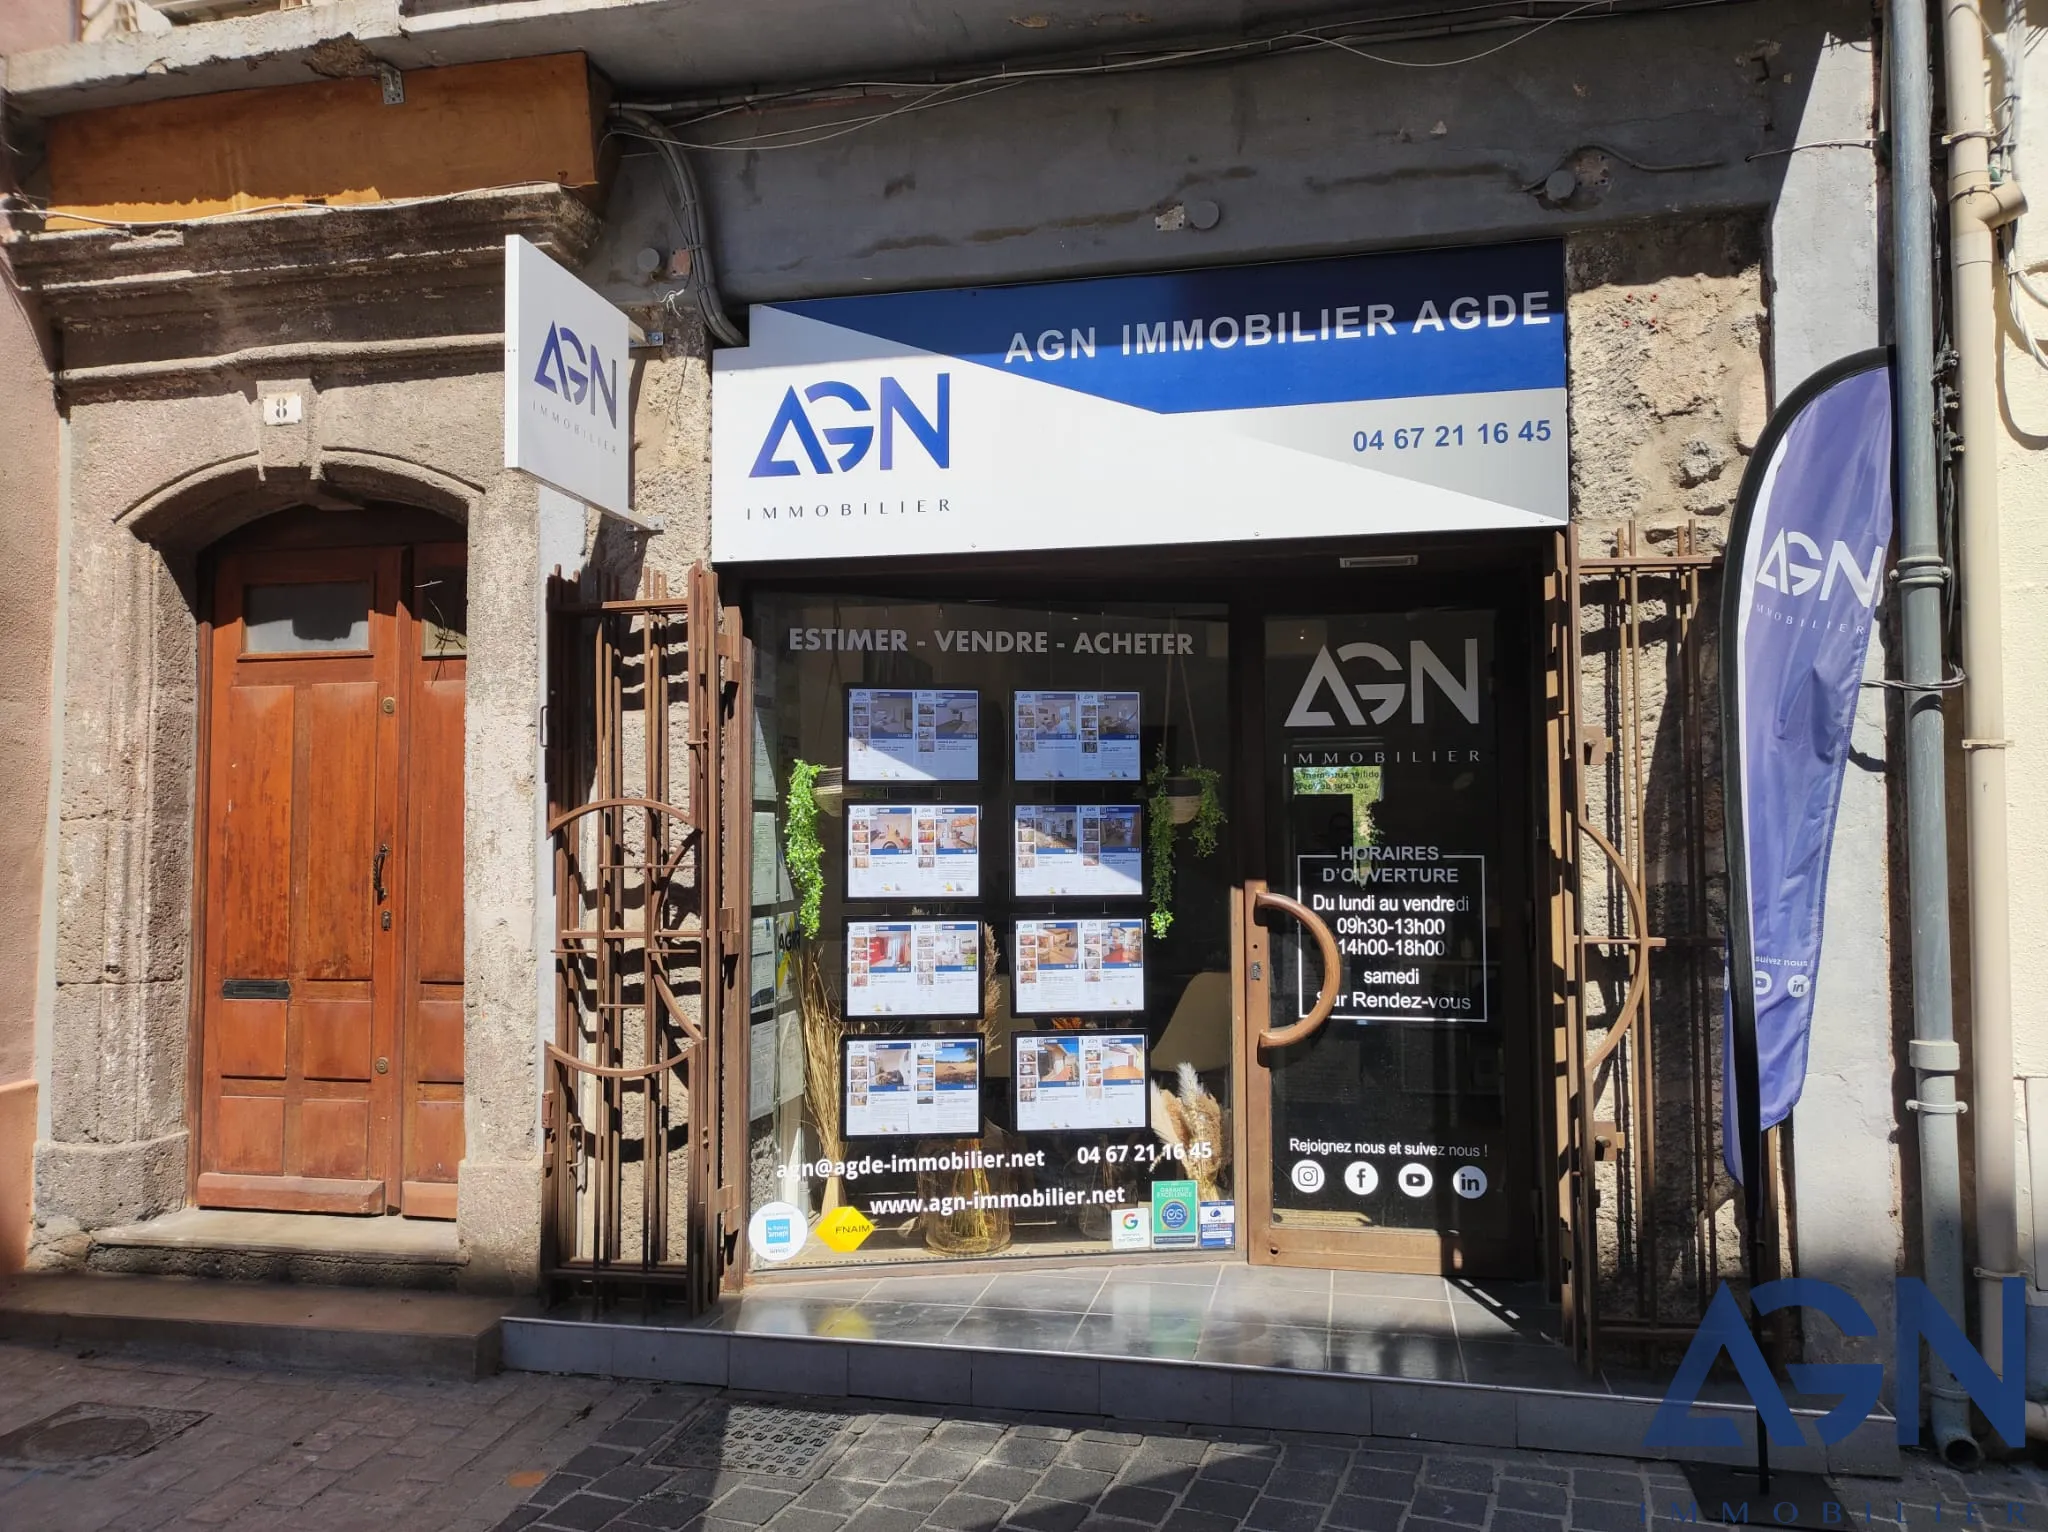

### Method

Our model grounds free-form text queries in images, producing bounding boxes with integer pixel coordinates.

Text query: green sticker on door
[1151,1179,1199,1248]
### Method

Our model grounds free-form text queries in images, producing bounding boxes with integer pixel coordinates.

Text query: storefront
[713,240,1568,1284]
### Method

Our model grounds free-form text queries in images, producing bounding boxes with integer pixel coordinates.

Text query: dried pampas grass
[799,945,847,1212]
[1151,1061,1230,1202]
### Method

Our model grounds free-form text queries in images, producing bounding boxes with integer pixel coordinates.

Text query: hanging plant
[1146,745,1176,939]
[1185,765,1226,859]
[785,759,825,939]
[1144,752,1228,939]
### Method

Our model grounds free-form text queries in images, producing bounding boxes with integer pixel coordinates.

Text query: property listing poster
[1013,691,1141,780]
[1013,919,1145,1014]
[848,689,979,782]
[847,804,981,899]
[846,920,982,1017]
[1014,804,1143,897]
[1014,1031,1148,1132]
[845,1036,983,1138]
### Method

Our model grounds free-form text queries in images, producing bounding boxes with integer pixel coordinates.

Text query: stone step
[0,1271,514,1378]
[501,1313,1900,1476]
[84,1206,463,1289]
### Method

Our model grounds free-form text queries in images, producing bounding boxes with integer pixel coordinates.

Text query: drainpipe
[1891,0,1982,1469]
[1944,0,2028,1421]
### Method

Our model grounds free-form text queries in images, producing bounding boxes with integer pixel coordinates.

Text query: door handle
[372,842,389,902]
[1254,887,1342,1050]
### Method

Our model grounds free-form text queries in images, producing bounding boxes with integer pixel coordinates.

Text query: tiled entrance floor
[707,1262,1595,1393]
[507,1260,1895,1470]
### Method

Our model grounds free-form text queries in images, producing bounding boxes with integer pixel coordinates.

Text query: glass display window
[746,595,1234,1270]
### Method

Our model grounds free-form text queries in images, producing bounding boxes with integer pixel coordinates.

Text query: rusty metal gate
[540,564,752,1312]
[1545,522,1772,1372]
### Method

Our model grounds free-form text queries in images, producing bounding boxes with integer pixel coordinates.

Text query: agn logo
[751,375,950,478]
[1284,639,1483,729]
[532,323,619,427]
[1754,529,1884,605]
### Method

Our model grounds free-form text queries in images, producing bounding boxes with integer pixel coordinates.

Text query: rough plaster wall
[33,394,218,1252]
[0,283,58,1089]
[2003,7,2048,1378]
[1567,220,1767,539]
[460,467,547,1290]
[0,0,72,55]
[1767,29,1896,1377]
[588,0,1861,308]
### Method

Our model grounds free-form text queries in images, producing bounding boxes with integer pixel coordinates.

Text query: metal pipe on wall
[1889,0,1982,1469]
[1942,0,2027,1408]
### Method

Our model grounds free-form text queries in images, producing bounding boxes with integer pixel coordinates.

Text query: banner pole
[1719,345,1895,1491]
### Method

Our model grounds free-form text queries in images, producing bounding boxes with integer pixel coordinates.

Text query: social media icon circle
[1343,1161,1378,1196]
[1397,1163,1433,1197]
[1451,1165,1488,1199]
[1291,1159,1326,1194]
[1787,975,1811,998]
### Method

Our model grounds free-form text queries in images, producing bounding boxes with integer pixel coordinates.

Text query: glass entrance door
[1240,606,1533,1274]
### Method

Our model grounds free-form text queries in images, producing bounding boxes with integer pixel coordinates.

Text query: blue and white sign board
[504,235,631,517]
[711,242,1567,563]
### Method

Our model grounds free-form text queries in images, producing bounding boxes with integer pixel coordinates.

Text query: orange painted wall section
[0,1081,33,1275]
[46,53,609,227]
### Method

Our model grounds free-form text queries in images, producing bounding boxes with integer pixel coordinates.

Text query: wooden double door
[196,515,466,1218]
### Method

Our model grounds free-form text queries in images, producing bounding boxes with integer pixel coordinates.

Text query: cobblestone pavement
[4,1340,2048,1532]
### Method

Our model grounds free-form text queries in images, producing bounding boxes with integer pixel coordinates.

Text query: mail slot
[220,979,290,1001]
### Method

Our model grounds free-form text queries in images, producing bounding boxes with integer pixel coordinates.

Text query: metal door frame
[1232,572,1547,1277]
[539,564,750,1313]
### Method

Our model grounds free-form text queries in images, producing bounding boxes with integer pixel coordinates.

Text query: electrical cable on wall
[617,0,1748,152]
[619,109,746,349]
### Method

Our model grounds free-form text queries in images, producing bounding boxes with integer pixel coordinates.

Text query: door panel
[197,535,465,1219]
[218,686,294,979]
[212,1093,285,1175]
[213,999,286,1078]
[298,682,380,980]
[1241,603,1535,1276]
[414,998,465,1085]
[292,1095,371,1179]
[299,997,373,1081]
[399,546,467,1219]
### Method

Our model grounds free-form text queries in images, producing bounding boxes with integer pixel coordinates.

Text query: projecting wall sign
[710,241,1568,563]
[504,235,630,516]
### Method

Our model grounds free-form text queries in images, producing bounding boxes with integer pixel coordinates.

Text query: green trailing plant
[1146,746,1176,939]
[785,759,825,939]
[1185,765,1226,859]
[1144,751,1229,940]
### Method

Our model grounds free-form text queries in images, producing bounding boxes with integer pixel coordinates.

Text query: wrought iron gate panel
[541,565,747,1312]
[1547,521,1767,1371]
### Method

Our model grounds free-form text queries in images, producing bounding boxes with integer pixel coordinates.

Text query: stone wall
[1562,216,1769,1334]
[0,271,57,1273]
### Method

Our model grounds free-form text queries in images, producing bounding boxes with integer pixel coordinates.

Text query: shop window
[747,595,1233,1270]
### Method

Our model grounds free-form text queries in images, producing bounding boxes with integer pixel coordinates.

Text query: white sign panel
[847,688,979,781]
[1014,805,1143,898]
[1013,691,1141,781]
[845,1036,983,1139]
[1015,1031,1149,1133]
[710,242,1568,563]
[846,920,981,1018]
[847,804,980,899]
[505,235,631,516]
[1013,918,1146,1015]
